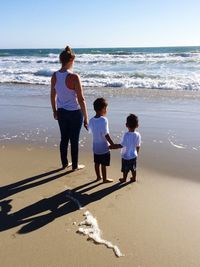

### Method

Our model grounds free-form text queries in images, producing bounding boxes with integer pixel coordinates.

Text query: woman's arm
[50,73,58,120]
[74,74,89,130]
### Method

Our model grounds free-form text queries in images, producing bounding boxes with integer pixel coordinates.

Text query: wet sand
[1,86,200,266]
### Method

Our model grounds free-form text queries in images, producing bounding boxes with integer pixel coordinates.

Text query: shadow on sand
[0,168,73,201]
[0,178,132,234]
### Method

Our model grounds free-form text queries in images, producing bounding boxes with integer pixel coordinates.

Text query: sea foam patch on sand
[65,189,123,257]
[78,211,124,258]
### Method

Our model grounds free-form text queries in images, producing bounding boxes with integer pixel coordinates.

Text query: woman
[51,46,88,170]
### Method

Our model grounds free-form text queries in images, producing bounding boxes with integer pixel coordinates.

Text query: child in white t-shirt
[89,98,115,183]
[110,114,141,183]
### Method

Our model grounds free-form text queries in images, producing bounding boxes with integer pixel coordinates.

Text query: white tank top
[55,70,80,111]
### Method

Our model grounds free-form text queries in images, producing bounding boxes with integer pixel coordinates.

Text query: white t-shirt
[89,116,109,155]
[121,131,141,160]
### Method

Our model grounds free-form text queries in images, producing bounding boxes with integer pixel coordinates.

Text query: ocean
[0,46,200,91]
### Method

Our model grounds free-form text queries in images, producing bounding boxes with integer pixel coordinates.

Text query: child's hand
[109,144,122,149]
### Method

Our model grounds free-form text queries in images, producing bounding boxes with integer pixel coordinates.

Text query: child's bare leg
[119,172,128,183]
[130,170,136,182]
[101,165,113,183]
[95,163,101,180]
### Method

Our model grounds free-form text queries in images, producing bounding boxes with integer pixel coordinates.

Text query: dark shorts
[94,152,110,166]
[121,158,137,173]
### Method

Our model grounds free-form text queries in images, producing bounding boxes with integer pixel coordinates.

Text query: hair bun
[65,46,71,52]
[60,45,75,65]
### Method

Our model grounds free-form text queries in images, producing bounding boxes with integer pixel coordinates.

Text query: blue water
[0,46,200,90]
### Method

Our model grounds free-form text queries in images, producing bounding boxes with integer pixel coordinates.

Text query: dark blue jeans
[57,108,83,169]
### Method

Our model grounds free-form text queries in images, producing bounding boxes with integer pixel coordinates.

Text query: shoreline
[1,85,200,181]
[1,83,200,99]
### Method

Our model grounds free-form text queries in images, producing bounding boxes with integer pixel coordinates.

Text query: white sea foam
[48,53,58,58]
[64,189,123,257]
[168,138,186,149]
[34,69,54,77]
[1,49,200,91]
[192,147,198,151]
[78,211,124,257]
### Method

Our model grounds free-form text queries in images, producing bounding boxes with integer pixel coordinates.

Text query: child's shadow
[0,180,131,234]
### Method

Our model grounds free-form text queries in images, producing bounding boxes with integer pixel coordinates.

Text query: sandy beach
[1,86,200,266]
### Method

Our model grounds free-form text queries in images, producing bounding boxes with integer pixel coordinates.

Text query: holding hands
[109,144,122,149]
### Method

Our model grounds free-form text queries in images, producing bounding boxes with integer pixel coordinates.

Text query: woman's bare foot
[72,164,85,171]
[103,178,113,183]
[62,162,72,169]
[119,178,126,183]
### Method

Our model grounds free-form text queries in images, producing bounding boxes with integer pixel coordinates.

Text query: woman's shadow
[0,180,131,234]
[0,168,73,201]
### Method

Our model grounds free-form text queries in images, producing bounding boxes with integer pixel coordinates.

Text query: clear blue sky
[1,0,200,48]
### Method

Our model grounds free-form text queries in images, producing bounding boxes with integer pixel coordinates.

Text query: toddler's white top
[121,131,141,160]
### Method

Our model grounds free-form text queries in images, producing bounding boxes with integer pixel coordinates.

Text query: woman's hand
[84,118,88,130]
[53,111,58,120]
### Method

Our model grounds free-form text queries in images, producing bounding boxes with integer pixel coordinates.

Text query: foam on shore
[65,189,123,257]
[168,138,186,149]
[78,211,124,257]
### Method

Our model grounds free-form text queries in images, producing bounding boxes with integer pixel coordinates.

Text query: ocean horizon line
[1,45,200,50]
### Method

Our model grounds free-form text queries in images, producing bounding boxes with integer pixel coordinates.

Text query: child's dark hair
[126,114,139,129]
[93,98,108,112]
[59,46,75,66]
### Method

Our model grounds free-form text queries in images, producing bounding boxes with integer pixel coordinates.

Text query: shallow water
[0,84,200,180]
